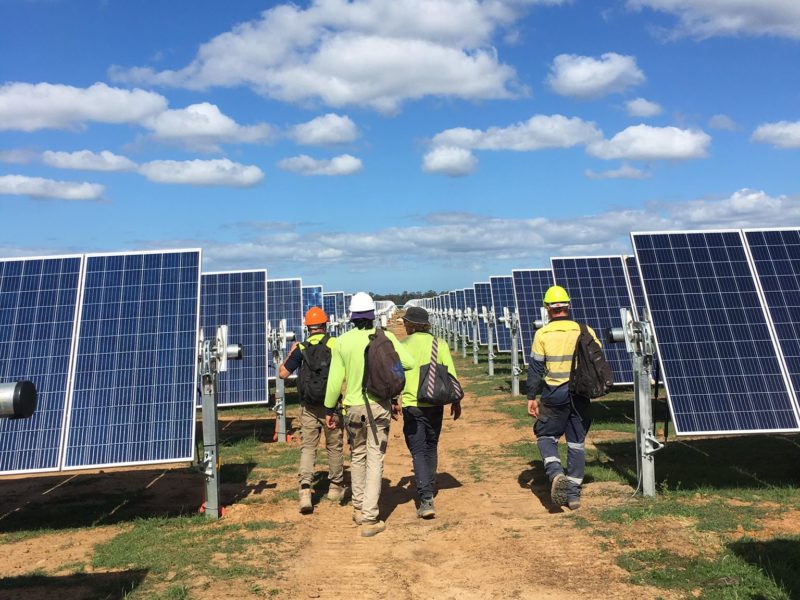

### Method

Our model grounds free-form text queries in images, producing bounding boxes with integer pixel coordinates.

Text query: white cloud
[42,150,138,172]
[431,114,602,151]
[0,174,104,201]
[585,163,651,179]
[628,0,800,39]
[0,82,167,131]
[138,159,264,186]
[751,121,800,149]
[626,97,662,118]
[277,154,363,176]
[422,146,477,176]
[675,188,800,228]
[290,113,358,145]
[547,53,645,99]
[107,0,560,111]
[588,124,711,160]
[143,102,271,152]
[708,114,738,131]
[0,149,38,164]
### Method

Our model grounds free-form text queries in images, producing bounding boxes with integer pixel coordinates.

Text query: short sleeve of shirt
[283,345,303,374]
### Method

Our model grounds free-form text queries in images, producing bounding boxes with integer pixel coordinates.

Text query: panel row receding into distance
[474,282,491,345]
[63,250,201,470]
[489,276,515,352]
[267,279,302,377]
[0,255,83,474]
[201,270,268,407]
[463,288,477,341]
[632,231,800,435]
[512,269,553,366]
[551,256,634,385]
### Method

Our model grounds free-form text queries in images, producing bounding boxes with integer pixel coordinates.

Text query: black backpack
[297,335,332,405]
[569,324,614,399]
[362,328,406,401]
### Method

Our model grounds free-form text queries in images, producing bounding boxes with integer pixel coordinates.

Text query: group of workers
[279,286,599,536]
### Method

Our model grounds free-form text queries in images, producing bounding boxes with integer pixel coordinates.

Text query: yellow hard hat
[543,285,570,306]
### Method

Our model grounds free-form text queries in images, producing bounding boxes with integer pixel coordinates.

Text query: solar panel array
[512,269,554,366]
[551,256,634,385]
[474,282,492,345]
[267,278,302,378]
[322,292,338,337]
[489,276,515,352]
[302,285,324,316]
[201,271,268,407]
[632,230,800,435]
[0,249,202,475]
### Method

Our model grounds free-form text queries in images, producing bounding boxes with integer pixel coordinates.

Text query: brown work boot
[360,520,386,537]
[298,488,313,514]
[550,474,569,507]
[352,510,363,526]
[327,484,346,503]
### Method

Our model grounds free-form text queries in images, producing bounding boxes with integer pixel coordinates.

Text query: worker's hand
[325,414,337,430]
[527,399,539,418]
[391,402,401,420]
[450,401,462,421]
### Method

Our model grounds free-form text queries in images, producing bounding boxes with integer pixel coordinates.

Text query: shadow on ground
[0,569,148,600]
[729,537,800,598]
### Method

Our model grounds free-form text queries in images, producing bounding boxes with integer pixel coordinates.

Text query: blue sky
[1,0,799,293]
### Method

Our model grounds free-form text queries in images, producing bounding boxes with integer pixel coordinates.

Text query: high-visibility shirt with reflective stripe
[400,332,457,408]
[527,317,600,404]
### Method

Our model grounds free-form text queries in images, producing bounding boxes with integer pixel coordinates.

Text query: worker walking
[323,292,414,537]
[400,306,462,519]
[527,286,600,510]
[280,307,344,515]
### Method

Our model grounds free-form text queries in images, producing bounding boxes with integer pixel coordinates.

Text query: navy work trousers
[533,398,592,501]
[402,405,444,502]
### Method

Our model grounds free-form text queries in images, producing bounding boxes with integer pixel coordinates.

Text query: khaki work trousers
[298,404,344,489]
[345,400,392,524]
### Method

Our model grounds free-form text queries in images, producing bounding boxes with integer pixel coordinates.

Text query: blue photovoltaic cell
[464,288,477,341]
[441,294,451,311]
[334,292,346,323]
[454,289,466,312]
[459,289,474,341]
[268,279,303,376]
[201,271,268,406]
[64,250,200,469]
[474,283,491,345]
[0,256,82,474]
[323,293,338,337]
[551,257,633,385]
[745,228,800,412]
[633,231,799,434]
[490,276,515,352]
[302,285,324,315]
[512,269,553,366]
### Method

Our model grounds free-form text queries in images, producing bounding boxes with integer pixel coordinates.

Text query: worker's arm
[279,343,301,379]
[527,332,546,418]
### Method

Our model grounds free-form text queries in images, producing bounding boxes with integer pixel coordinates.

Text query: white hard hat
[349,291,375,312]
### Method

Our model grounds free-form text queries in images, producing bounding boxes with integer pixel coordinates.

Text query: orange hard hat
[305,306,329,326]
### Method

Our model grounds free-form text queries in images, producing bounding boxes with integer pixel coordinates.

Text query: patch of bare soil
[752,509,800,539]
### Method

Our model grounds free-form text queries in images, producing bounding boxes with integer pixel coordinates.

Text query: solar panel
[512,269,554,366]
[461,288,475,341]
[302,285,324,315]
[632,231,799,435]
[267,278,303,377]
[624,256,646,321]
[63,250,201,470]
[744,228,800,412]
[0,255,83,475]
[322,293,338,337]
[333,291,346,324]
[474,282,492,345]
[201,270,268,407]
[489,276,515,352]
[551,256,634,385]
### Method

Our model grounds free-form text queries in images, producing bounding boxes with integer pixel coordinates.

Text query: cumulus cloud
[0,149,38,164]
[422,146,477,176]
[277,154,363,176]
[0,174,104,201]
[588,124,711,160]
[199,188,799,273]
[547,53,645,99]
[626,97,662,117]
[138,159,264,186]
[628,0,800,39]
[751,121,800,149]
[0,82,167,131]
[142,102,271,152]
[42,150,138,172]
[106,0,561,111]
[585,163,651,179]
[431,114,602,151]
[709,114,738,131]
[290,113,358,145]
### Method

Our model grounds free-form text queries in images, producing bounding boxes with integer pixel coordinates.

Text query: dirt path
[235,325,674,600]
